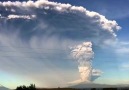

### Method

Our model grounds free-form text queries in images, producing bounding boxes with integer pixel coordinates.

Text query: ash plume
[71,42,94,82]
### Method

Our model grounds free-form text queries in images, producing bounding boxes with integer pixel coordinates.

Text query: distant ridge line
[0,84,3,86]
[0,84,10,90]
[0,84,5,87]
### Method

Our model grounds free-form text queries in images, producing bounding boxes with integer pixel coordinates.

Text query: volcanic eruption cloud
[71,42,94,82]
[0,0,121,86]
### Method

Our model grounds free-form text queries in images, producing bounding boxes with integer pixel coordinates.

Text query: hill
[0,85,10,90]
[69,82,129,88]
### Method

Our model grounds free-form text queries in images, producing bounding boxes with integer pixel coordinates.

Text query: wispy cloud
[115,41,129,54]
[121,63,129,70]
[116,47,129,54]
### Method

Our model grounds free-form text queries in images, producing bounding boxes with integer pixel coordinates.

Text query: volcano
[69,82,129,88]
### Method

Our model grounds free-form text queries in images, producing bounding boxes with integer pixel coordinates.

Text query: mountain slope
[69,82,129,88]
[0,85,10,90]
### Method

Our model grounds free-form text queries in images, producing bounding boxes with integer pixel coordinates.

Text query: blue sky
[0,0,129,89]
[50,0,129,39]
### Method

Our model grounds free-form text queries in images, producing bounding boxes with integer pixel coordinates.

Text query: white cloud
[7,14,36,19]
[116,47,129,54]
[11,8,15,12]
[92,69,103,76]
[119,41,129,46]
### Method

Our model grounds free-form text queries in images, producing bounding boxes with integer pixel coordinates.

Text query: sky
[0,0,129,89]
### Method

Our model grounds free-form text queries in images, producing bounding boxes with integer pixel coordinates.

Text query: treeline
[16,84,36,90]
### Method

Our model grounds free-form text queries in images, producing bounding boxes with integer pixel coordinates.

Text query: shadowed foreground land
[15,84,129,90]
[36,88,129,90]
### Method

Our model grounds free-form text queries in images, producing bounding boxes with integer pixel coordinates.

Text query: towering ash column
[71,42,94,82]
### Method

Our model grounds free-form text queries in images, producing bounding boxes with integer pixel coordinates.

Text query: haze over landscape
[0,0,129,89]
